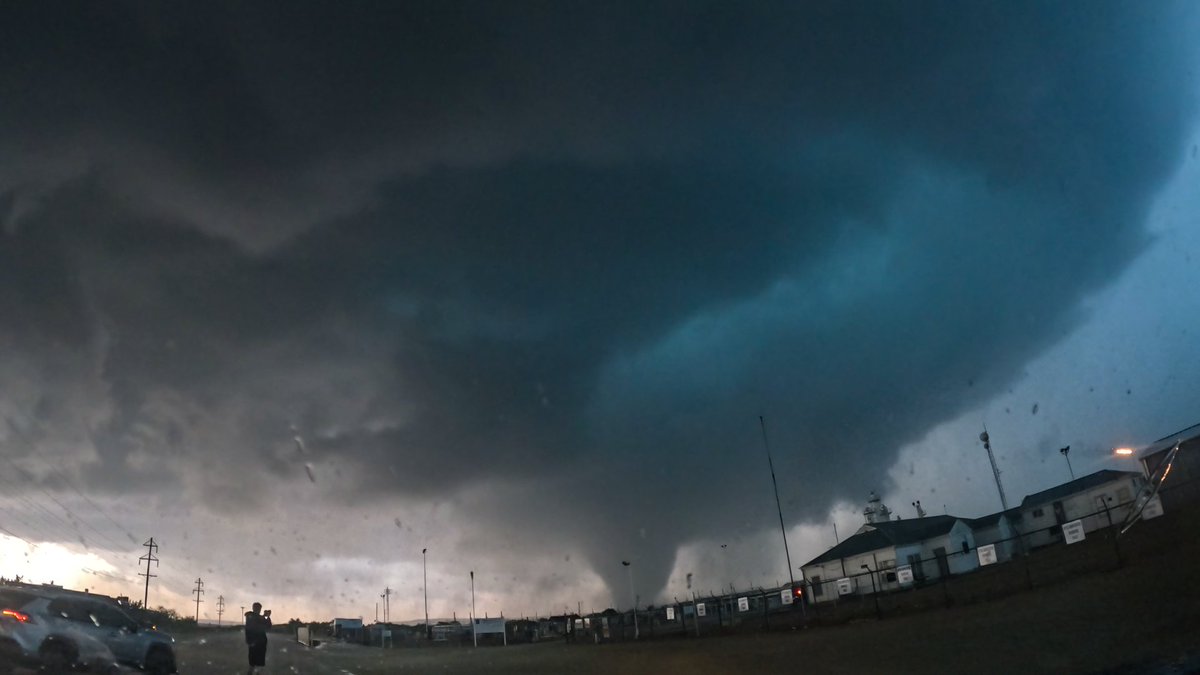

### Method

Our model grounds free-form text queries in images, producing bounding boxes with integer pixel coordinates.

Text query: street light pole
[1060,446,1075,480]
[470,571,477,648]
[422,548,430,640]
[622,561,639,639]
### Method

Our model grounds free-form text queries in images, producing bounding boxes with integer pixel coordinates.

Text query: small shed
[331,617,364,642]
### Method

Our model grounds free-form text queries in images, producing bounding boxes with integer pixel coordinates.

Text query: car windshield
[1,3,1198,674]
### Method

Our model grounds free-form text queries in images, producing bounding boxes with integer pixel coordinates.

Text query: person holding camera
[244,602,272,674]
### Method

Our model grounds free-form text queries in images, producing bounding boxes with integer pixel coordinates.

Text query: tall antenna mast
[979,429,1009,511]
[759,416,796,591]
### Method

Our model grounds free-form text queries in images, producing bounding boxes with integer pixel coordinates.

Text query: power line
[4,415,137,546]
[0,452,112,548]
[0,433,127,551]
[0,488,61,544]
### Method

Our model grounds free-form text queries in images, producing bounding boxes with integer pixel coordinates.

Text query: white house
[801,514,978,603]
[1016,469,1145,548]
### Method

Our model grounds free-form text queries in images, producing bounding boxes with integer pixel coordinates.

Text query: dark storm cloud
[1,2,1197,599]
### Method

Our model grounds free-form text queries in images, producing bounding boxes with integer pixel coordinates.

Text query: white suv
[0,586,176,674]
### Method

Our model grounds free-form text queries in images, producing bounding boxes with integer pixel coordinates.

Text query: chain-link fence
[556,476,1197,643]
[355,476,1195,647]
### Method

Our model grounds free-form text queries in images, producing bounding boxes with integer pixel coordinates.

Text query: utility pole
[429,547,434,634]
[192,578,204,623]
[216,595,225,627]
[759,417,796,593]
[138,538,159,609]
[979,429,1010,510]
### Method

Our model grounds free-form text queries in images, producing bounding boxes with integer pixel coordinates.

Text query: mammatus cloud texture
[0,1,1198,611]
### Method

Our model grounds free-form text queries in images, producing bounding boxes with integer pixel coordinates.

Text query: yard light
[1114,447,1134,456]
[1060,446,1074,480]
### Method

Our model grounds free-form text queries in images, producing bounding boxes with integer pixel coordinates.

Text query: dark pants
[248,639,267,667]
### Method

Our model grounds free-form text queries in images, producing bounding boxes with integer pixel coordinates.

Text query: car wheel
[37,637,78,673]
[143,646,175,675]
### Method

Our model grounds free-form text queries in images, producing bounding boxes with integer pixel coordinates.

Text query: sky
[0,1,1198,622]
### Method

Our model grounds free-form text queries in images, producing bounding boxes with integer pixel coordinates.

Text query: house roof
[966,508,1020,529]
[1019,469,1141,509]
[802,515,960,567]
[1138,422,1200,459]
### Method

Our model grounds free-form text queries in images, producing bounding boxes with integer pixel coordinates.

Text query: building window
[961,540,969,554]
[1032,508,1044,518]
[811,576,823,597]
[1116,487,1131,504]
[884,571,897,583]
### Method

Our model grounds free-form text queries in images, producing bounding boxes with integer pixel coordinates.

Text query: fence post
[939,562,951,608]
[1102,499,1123,568]
[761,589,769,631]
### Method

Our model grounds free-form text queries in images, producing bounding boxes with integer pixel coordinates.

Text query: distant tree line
[125,600,198,629]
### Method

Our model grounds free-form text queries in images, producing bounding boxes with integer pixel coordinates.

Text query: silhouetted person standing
[244,602,271,674]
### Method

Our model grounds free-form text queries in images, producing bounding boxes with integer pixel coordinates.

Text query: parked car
[0,586,176,674]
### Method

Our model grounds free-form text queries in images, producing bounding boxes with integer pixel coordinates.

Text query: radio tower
[192,578,204,622]
[216,595,225,626]
[138,538,159,608]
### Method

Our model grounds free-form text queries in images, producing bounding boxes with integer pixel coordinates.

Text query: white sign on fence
[836,577,853,595]
[780,589,793,605]
[896,566,914,585]
[1062,519,1086,544]
[737,597,749,612]
[1142,494,1165,520]
[696,602,706,617]
[977,543,998,566]
[666,607,675,621]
